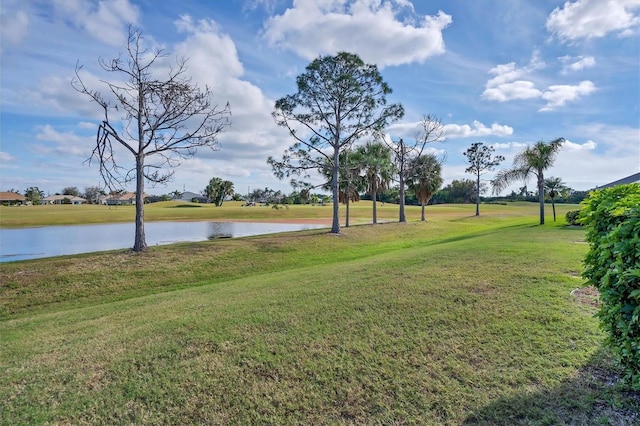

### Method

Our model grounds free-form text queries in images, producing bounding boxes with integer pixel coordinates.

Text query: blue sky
[1,0,638,197]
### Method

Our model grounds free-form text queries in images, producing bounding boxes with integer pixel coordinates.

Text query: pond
[0,221,327,262]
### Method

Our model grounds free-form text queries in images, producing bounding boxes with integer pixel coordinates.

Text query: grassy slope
[1,203,638,424]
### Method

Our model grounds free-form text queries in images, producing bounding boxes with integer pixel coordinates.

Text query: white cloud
[443,121,514,138]
[482,50,546,102]
[34,124,92,157]
[0,151,16,162]
[25,74,106,119]
[483,50,596,110]
[483,81,543,102]
[171,15,292,167]
[492,142,528,150]
[263,0,452,67]
[51,0,139,46]
[492,128,638,191]
[539,80,595,111]
[574,123,640,155]
[173,16,245,84]
[554,142,639,190]
[559,55,596,74]
[546,0,640,41]
[562,139,597,151]
[77,121,97,130]
[0,9,29,44]
[387,120,513,139]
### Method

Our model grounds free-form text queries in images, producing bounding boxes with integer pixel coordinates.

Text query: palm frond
[491,167,532,195]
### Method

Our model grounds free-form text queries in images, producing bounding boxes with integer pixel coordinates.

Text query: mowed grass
[0,200,363,227]
[1,203,638,424]
[0,199,541,228]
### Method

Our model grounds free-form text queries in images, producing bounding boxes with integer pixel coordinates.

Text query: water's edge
[1,221,327,262]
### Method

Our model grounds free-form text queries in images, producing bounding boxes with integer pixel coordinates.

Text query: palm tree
[218,180,234,206]
[355,141,395,224]
[544,176,567,222]
[407,153,443,221]
[492,138,564,225]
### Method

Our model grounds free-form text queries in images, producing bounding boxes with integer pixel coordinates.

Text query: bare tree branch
[73,26,231,251]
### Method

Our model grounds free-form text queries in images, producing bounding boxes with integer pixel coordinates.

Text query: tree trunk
[399,175,406,222]
[345,197,350,228]
[133,155,147,252]
[475,173,480,216]
[398,139,406,223]
[331,146,341,234]
[372,186,378,224]
[421,202,426,221]
[537,174,545,225]
[552,199,556,222]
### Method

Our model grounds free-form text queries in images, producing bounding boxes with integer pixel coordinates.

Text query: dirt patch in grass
[571,286,600,308]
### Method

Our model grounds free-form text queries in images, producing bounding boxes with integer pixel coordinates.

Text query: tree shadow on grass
[463,349,639,425]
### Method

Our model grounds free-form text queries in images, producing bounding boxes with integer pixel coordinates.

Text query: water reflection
[0,221,326,262]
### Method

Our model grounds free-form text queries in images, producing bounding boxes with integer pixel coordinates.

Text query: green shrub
[581,184,640,389]
[565,209,582,226]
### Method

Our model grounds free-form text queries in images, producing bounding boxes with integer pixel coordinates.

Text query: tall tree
[218,180,234,207]
[73,27,231,252]
[321,151,363,227]
[204,177,222,205]
[355,141,394,224]
[83,186,105,204]
[62,187,80,197]
[492,138,564,225]
[387,114,446,223]
[269,51,404,234]
[204,177,234,206]
[544,176,567,222]
[463,142,504,216]
[407,154,443,221]
[24,187,44,204]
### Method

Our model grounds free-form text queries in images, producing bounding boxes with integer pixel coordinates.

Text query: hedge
[580,183,640,389]
[565,209,581,226]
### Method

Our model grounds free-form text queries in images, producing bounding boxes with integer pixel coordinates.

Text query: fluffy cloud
[443,121,514,138]
[51,0,139,46]
[33,124,93,157]
[491,142,527,150]
[483,81,542,102]
[539,81,595,111]
[171,15,292,167]
[482,50,545,102]
[387,120,513,139]
[562,139,597,151]
[263,0,452,67]
[483,50,596,111]
[28,74,106,119]
[547,0,640,41]
[559,55,596,74]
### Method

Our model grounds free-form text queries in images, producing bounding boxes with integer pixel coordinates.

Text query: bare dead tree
[386,114,446,222]
[72,26,231,251]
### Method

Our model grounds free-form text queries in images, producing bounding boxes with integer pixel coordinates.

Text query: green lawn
[0,199,552,228]
[1,202,638,424]
[1,200,353,227]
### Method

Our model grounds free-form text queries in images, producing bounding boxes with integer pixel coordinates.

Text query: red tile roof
[0,191,26,201]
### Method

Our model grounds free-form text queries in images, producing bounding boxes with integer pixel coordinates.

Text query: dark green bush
[581,184,640,389]
[565,209,582,226]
